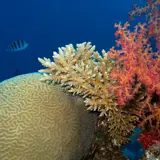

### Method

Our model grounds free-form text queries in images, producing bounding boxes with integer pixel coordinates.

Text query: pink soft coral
[107,22,160,131]
[129,0,160,52]
[108,22,160,105]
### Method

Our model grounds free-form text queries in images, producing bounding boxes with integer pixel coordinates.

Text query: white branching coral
[38,42,138,142]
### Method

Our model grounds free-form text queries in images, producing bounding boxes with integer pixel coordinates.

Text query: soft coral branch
[108,22,160,104]
[129,0,160,53]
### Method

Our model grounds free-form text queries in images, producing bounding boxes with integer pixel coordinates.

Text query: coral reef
[0,73,97,160]
[38,22,160,143]
[38,4,160,158]
[38,42,138,143]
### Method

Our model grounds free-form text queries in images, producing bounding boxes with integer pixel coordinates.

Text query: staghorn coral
[38,42,138,143]
[0,73,97,160]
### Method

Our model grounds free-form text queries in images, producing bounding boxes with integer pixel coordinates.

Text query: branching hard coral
[38,42,138,143]
[38,42,116,115]
[106,109,138,143]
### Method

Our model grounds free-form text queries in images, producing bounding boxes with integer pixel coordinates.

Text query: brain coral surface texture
[0,72,97,160]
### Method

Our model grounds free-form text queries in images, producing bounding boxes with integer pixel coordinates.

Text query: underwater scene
[0,0,160,160]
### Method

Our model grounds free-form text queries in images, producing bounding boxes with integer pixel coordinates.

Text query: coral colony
[128,0,160,52]
[38,0,160,159]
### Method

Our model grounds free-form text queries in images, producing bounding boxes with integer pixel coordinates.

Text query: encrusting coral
[38,41,138,143]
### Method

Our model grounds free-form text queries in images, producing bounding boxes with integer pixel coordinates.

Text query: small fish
[7,40,28,52]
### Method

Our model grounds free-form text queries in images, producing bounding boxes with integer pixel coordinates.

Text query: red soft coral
[128,0,160,52]
[139,130,160,150]
[108,22,160,105]
[107,22,160,131]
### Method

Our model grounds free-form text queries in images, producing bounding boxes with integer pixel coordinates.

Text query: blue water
[121,128,145,160]
[0,0,147,82]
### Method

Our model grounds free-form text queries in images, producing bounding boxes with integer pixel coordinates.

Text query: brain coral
[0,72,97,160]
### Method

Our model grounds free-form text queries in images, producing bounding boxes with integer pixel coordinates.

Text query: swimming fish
[7,40,28,52]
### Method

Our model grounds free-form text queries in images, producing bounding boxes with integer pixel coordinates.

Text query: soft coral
[139,130,160,150]
[108,22,160,104]
[108,22,160,131]
[129,0,160,52]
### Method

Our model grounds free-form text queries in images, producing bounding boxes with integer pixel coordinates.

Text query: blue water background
[0,0,146,81]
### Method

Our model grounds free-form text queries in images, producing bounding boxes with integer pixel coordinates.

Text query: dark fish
[7,40,28,52]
